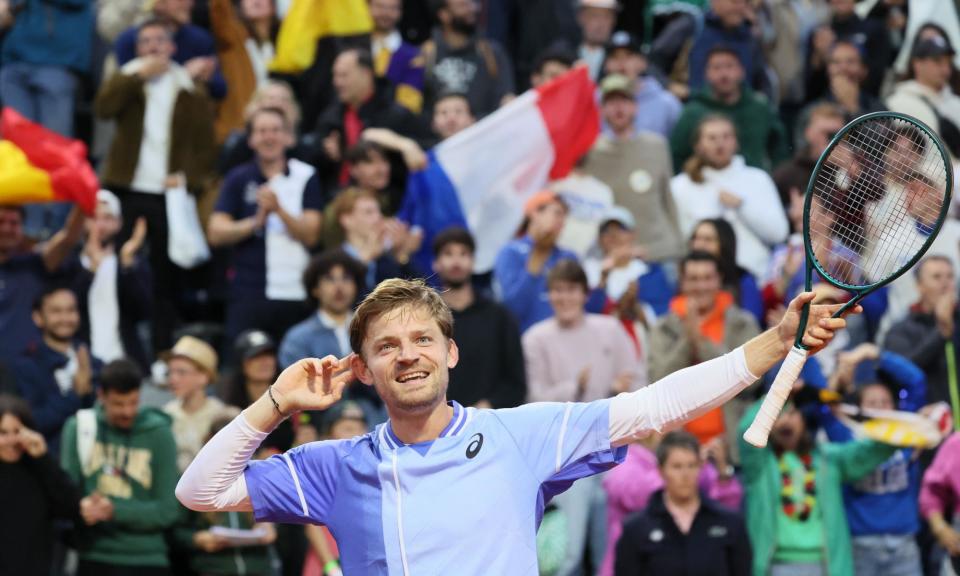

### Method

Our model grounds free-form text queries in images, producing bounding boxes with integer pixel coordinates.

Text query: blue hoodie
[1,0,93,72]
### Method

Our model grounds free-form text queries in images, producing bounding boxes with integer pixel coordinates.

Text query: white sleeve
[175,413,269,511]
[609,346,757,445]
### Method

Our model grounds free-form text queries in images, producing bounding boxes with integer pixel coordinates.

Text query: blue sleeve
[637,263,674,317]
[13,361,81,439]
[493,400,626,484]
[244,440,344,524]
[206,66,227,100]
[214,170,246,216]
[878,351,926,413]
[798,355,829,390]
[301,174,324,211]
[114,27,137,65]
[817,403,854,443]
[739,273,765,327]
[586,287,606,314]
[278,326,308,369]
[860,288,888,332]
[493,243,542,323]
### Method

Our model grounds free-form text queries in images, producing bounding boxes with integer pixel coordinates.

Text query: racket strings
[810,117,948,287]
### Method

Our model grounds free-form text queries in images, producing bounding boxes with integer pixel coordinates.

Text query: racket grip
[743,346,809,448]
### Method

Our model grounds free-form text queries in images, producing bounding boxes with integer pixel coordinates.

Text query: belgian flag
[0,108,98,214]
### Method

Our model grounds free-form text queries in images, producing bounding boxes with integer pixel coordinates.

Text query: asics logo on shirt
[466,433,483,459]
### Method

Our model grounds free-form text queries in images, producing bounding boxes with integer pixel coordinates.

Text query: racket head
[802,112,953,296]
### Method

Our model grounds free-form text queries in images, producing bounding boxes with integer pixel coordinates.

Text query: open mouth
[396,371,429,384]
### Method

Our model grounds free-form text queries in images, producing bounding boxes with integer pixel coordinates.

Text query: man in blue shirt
[178,279,854,575]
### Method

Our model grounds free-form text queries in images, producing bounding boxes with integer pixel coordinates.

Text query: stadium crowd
[3,0,960,574]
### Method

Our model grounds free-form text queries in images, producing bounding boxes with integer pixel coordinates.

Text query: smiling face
[353,305,459,415]
[0,413,24,464]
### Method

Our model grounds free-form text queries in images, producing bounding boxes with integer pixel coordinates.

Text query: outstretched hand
[776,291,861,356]
[271,354,356,414]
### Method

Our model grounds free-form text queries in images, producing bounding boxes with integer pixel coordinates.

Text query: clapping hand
[120,217,147,268]
[80,492,114,526]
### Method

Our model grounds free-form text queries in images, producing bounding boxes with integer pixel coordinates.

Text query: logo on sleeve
[466,433,483,459]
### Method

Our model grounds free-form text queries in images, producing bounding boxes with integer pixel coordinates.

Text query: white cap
[600,205,635,229]
[579,0,618,9]
[97,189,122,219]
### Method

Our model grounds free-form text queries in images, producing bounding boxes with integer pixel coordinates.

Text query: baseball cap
[578,0,618,9]
[606,30,643,55]
[912,36,956,59]
[234,330,276,361]
[600,74,636,100]
[523,190,567,216]
[320,400,368,435]
[169,335,218,379]
[599,205,635,230]
[97,189,122,218]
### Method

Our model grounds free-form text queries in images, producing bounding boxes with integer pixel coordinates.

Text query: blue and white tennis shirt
[245,399,626,574]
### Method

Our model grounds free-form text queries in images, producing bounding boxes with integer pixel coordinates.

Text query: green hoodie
[670,87,788,173]
[738,399,896,576]
[61,406,180,567]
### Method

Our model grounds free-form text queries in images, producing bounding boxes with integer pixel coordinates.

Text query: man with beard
[13,287,100,453]
[772,103,846,210]
[421,0,515,119]
[738,397,896,576]
[432,227,525,409]
[71,191,152,371]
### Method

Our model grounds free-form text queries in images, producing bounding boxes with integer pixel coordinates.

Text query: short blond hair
[350,278,454,355]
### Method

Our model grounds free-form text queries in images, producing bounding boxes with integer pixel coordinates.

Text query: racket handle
[743,346,809,448]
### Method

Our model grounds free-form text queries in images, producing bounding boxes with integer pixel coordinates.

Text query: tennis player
[177,278,854,574]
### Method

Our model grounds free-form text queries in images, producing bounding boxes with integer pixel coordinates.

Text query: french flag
[398,67,600,273]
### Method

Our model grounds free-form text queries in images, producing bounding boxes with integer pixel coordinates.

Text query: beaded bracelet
[267,385,287,418]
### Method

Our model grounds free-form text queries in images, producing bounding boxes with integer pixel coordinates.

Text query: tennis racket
[743,112,953,448]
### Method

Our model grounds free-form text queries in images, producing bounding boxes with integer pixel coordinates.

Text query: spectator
[613,431,751,576]
[61,359,180,576]
[920,432,960,574]
[817,343,926,576]
[529,42,575,89]
[772,103,846,209]
[0,205,85,362]
[72,190,152,371]
[576,0,618,81]
[522,259,644,576]
[208,106,323,346]
[671,114,789,279]
[13,287,99,453]
[209,0,277,142]
[687,0,763,95]
[601,432,743,576]
[551,162,615,260]
[421,0,515,119]
[649,251,759,454]
[886,37,960,158]
[689,218,764,326]
[431,91,476,141]
[370,0,424,113]
[738,397,896,576]
[432,227,526,408]
[95,18,217,353]
[315,48,425,188]
[0,394,81,576]
[602,31,682,139]
[163,335,238,472]
[582,206,675,318]
[803,39,885,120]
[494,190,604,332]
[114,0,227,99]
[673,47,788,172]
[885,256,960,414]
[582,74,683,265]
[0,0,92,138]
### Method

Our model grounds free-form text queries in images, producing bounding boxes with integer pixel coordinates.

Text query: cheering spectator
[163,335,238,472]
[369,0,424,113]
[601,432,742,576]
[432,227,526,409]
[603,31,682,139]
[0,395,81,576]
[613,431,751,576]
[72,190,152,370]
[494,191,604,332]
[0,205,85,362]
[431,91,476,141]
[671,114,789,279]
[803,39,885,119]
[552,163,615,260]
[61,359,180,576]
[649,251,759,455]
[773,103,847,209]
[672,47,788,172]
[582,74,683,265]
[209,0,277,142]
[114,0,227,98]
[421,0,515,119]
[529,42,575,89]
[576,0,618,81]
[208,106,323,346]
[689,218,764,326]
[885,256,960,414]
[738,396,896,576]
[920,432,960,574]
[687,0,763,95]
[13,287,99,453]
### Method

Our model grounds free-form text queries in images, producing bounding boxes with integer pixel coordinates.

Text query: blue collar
[379,400,470,450]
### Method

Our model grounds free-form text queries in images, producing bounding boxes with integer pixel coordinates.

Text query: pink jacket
[599,444,743,576]
[920,432,960,518]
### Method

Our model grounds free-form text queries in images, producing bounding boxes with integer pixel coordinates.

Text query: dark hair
[0,205,25,220]
[302,249,367,308]
[338,47,375,73]
[433,91,474,116]
[546,259,589,293]
[0,394,35,430]
[533,42,576,76]
[138,16,175,37]
[345,140,389,165]
[692,219,743,297]
[32,285,75,313]
[100,359,143,395]
[680,250,722,277]
[704,45,742,67]
[853,381,896,407]
[830,37,866,62]
[432,226,475,257]
[684,113,737,183]
[656,430,701,466]
[915,254,954,279]
[246,105,290,135]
